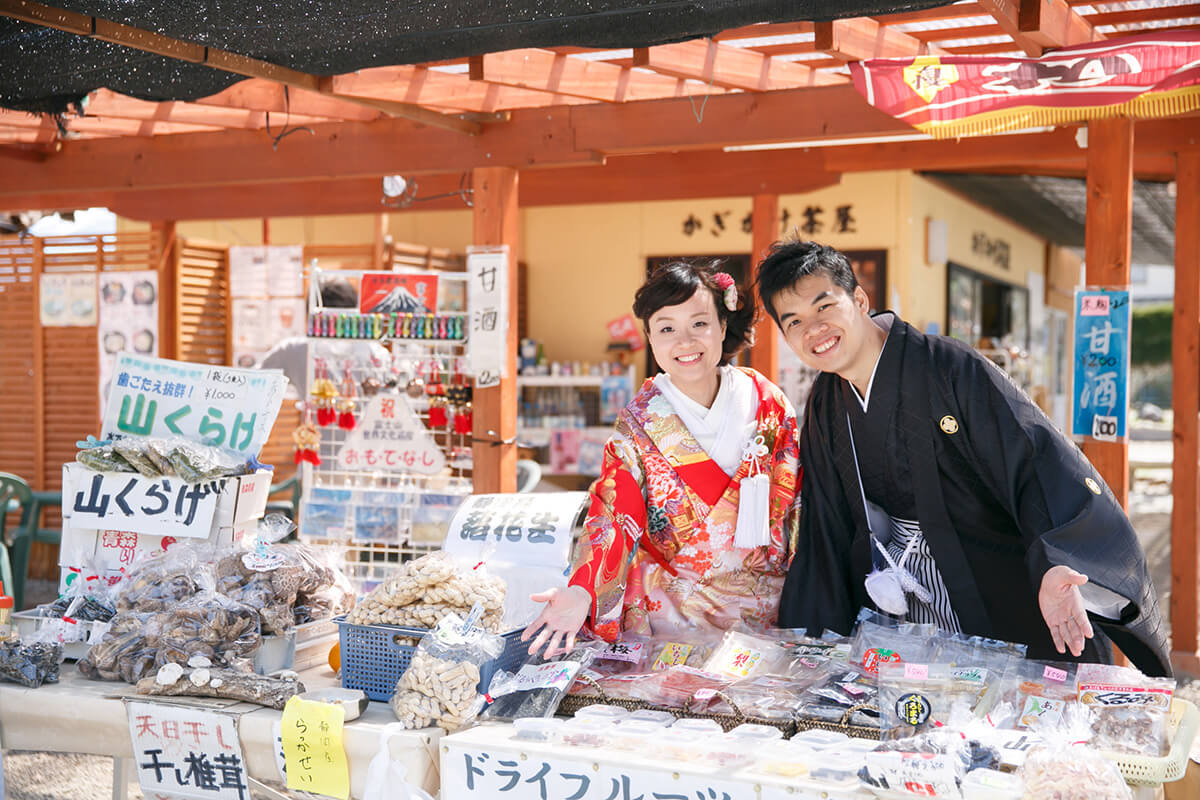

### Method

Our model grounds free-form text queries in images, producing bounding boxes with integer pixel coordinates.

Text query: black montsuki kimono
[779,316,1171,677]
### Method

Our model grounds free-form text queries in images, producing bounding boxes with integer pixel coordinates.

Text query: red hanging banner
[850,32,1200,139]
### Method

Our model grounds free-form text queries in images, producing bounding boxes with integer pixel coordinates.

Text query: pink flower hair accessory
[713,271,738,311]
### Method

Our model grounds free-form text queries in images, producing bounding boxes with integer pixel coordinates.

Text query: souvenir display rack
[297,269,475,594]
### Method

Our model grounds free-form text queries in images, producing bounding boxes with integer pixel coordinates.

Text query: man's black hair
[319,276,358,308]
[754,240,858,324]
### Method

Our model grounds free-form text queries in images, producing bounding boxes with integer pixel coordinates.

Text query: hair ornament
[713,272,738,311]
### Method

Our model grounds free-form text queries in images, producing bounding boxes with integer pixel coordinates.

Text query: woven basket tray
[793,702,882,741]
[1102,697,1199,787]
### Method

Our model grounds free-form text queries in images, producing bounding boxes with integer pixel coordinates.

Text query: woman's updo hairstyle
[631,259,756,365]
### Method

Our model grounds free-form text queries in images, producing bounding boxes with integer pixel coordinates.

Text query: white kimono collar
[654,365,757,477]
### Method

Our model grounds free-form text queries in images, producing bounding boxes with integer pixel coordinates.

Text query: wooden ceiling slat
[978,0,1102,56]
[632,39,845,90]
[814,17,946,61]
[83,90,324,131]
[1087,4,1200,28]
[331,65,592,112]
[712,21,816,41]
[468,48,728,103]
[908,22,1004,42]
[874,2,987,25]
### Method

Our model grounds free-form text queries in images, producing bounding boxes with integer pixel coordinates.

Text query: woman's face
[646,288,726,389]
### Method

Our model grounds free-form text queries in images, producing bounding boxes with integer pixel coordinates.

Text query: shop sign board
[442,741,755,800]
[62,463,271,539]
[466,246,509,387]
[336,394,446,474]
[1071,289,1130,442]
[445,492,583,568]
[101,354,288,458]
[125,701,249,800]
[280,696,350,800]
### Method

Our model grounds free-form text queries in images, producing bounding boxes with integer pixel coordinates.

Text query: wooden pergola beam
[195,80,385,122]
[977,0,1103,57]
[329,66,588,113]
[467,48,726,103]
[631,39,844,91]
[813,17,945,61]
[0,0,482,134]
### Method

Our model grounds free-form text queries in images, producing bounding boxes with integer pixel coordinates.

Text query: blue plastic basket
[334,616,527,702]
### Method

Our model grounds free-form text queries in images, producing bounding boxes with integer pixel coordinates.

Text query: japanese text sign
[445,492,583,569]
[466,247,509,388]
[126,701,248,800]
[281,696,350,800]
[336,394,446,474]
[101,354,288,458]
[443,741,753,800]
[64,464,220,538]
[605,313,644,351]
[1072,289,1130,441]
[359,271,439,314]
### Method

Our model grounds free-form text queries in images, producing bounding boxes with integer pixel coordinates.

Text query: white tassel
[734,473,771,548]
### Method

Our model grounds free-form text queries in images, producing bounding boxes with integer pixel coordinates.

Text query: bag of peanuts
[390,607,505,732]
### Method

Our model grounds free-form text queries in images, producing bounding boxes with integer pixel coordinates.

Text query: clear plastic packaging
[560,716,615,748]
[390,611,505,732]
[513,717,565,743]
[991,660,1079,730]
[860,730,972,797]
[754,741,812,777]
[481,644,597,721]
[727,723,783,744]
[808,746,868,784]
[655,730,711,763]
[960,768,1022,800]
[628,708,675,726]
[0,639,63,687]
[850,617,936,676]
[703,629,793,681]
[591,634,651,675]
[878,662,991,740]
[1019,741,1132,800]
[789,729,849,750]
[669,718,724,736]
[1075,663,1175,757]
[153,582,262,669]
[573,704,631,723]
[608,720,666,751]
[78,611,161,682]
[115,546,203,614]
[718,674,811,720]
[627,666,734,710]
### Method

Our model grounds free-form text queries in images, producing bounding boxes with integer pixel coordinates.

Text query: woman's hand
[521,585,591,658]
[1039,565,1094,657]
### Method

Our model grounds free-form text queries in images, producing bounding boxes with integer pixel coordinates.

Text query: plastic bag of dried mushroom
[347,551,506,632]
[390,611,505,732]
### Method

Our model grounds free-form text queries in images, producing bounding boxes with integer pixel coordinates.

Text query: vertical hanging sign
[466,246,509,388]
[1072,288,1130,442]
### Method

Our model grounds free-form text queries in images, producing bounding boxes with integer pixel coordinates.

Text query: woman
[523,261,801,657]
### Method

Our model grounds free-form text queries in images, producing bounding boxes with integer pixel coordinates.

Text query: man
[757,240,1169,676]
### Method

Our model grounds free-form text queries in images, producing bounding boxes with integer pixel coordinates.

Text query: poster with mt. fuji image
[359,273,438,314]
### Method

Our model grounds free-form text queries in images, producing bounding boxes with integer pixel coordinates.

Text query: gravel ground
[3,466,1196,798]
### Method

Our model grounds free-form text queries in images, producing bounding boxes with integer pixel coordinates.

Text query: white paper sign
[444,492,583,568]
[466,247,509,387]
[40,271,97,326]
[229,245,269,298]
[126,701,249,800]
[101,354,287,457]
[64,466,220,538]
[443,742,754,799]
[99,270,159,412]
[267,245,305,297]
[336,394,446,474]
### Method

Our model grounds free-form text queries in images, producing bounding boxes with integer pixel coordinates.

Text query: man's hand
[1039,565,1094,657]
[521,585,591,658]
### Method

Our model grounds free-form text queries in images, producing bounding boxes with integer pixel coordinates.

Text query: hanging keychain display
[426,360,449,428]
[311,359,339,427]
[337,362,359,430]
[293,403,322,465]
[449,360,474,434]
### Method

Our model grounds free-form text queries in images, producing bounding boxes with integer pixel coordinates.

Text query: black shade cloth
[1,1,956,113]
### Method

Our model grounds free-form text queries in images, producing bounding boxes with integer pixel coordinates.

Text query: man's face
[773,274,874,376]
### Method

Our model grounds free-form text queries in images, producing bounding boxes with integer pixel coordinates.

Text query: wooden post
[373,213,389,270]
[1081,117,1133,508]
[1171,148,1200,676]
[151,221,177,360]
[261,217,271,245]
[30,238,45,491]
[749,194,779,382]
[471,167,519,494]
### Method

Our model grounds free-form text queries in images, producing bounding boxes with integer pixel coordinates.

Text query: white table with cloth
[0,665,442,799]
